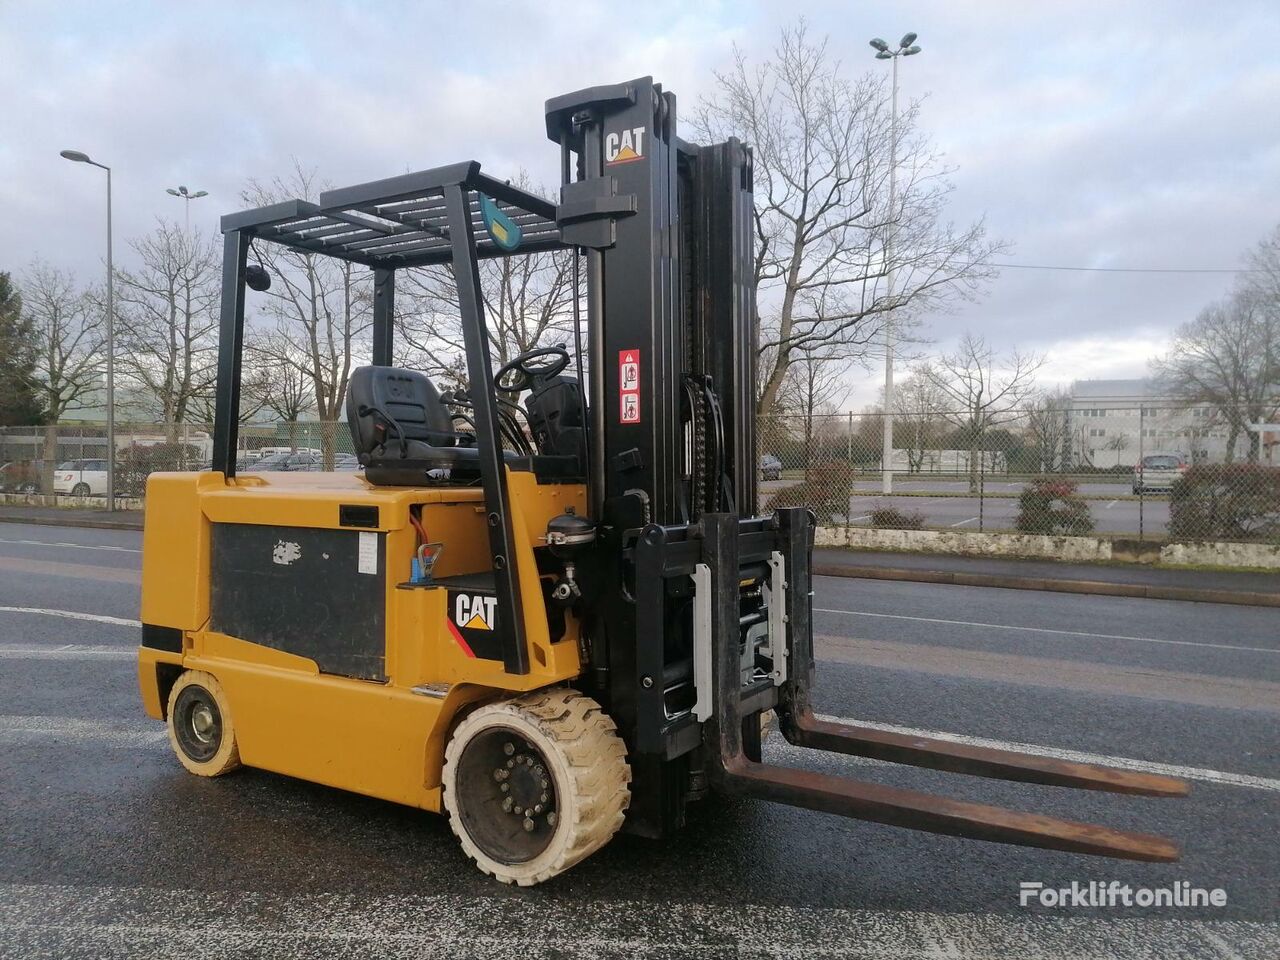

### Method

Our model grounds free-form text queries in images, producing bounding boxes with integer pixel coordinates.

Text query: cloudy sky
[3,0,1277,407]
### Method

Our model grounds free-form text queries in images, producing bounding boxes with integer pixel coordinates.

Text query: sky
[3,0,1278,409]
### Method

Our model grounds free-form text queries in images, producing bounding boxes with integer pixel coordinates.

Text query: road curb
[4,512,1274,607]
[0,513,143,532]
[812,563,1280,608]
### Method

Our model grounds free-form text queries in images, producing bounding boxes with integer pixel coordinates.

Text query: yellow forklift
[138,76,1186,885]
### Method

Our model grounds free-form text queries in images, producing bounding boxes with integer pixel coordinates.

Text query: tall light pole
[166,184,208,233]
[60,149,116,512]
[870,32,921,495]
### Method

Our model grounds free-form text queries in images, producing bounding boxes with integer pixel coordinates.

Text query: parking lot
[761,476,1173,536]
[0,522,1276,957]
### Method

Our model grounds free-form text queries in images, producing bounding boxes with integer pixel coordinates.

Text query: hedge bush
[763,460,853,524]
[1168,463,1280,542]
[1014,477,1095,535]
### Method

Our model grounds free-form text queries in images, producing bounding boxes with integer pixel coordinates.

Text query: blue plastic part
[411,557,424,583]
[479,194,522,252]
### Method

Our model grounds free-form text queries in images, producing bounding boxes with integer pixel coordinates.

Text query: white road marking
[848,514,871,522]
[810,715,1280,794]
[0,644,132,660]
[814,607,1279,655]
[0,606,140,627]
[0,537,139,553]
[1105,499,1118,509]
[948,517,979,527]
[0,883,1272,959]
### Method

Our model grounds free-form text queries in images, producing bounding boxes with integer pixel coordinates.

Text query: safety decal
[605,126,646,165]
[619,349,641,424]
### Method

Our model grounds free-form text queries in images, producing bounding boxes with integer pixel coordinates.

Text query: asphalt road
[760,477,1170,535]
[0,522,1276,958]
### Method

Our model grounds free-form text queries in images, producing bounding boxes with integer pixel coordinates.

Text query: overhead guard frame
[209,162,563,676]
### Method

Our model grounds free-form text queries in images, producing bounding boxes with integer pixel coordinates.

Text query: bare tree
[1025,388,1073,473]
[21,262,104,490]
[891,364,948,473]
[396,174,575,382]
[692,21,1004,420]
[921,334,1044,491]
[777,349,850,475]
[243,333,316,451]
[115,221,220,436]
[1150,284,1279,462]
[242,163,372,466]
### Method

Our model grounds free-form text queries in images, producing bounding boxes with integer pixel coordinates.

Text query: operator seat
[346,365,482,485]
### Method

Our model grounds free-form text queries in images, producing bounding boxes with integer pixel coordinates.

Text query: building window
[1089,428,1106,438]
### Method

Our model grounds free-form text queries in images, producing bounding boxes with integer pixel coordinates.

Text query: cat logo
[454,593,497,632]
[605,126,646,165]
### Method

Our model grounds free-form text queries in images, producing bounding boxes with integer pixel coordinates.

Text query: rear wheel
[71,483,90,497]
[166,670,241,777]
[18,482,38,495]
[443,688,630,886]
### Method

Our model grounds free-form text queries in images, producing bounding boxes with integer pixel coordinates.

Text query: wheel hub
[493,747,553,821]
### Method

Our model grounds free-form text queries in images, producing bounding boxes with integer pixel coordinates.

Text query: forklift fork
[699,510,1187,864]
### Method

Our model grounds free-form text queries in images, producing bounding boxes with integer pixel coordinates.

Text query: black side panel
[210,523,387,681]
[141,624,183,653]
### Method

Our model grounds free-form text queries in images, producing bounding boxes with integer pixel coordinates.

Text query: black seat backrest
[346,366,456,457]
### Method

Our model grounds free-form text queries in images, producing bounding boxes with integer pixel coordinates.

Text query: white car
[1132,453,1188,494]
[53,459,109,497]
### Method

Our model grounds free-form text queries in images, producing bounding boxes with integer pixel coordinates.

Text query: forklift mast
[546,79,761,834]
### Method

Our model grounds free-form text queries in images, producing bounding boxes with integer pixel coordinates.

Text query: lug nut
[533,804,543,814]
[523,818,535,832]
[534,764,545,776]
[500,783,509,793]
[540,779,549,789]
[540,792,549,803]
[502,797,513,812]
[493,769,506,782]
[513,805,523,815]
[504,743,515,756]
[506,759,514,769]
[546,812,557,827]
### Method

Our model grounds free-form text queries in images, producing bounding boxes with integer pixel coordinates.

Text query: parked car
[1133,453,1188,493]
[333,453,362,471]
[248,452,321,472]
[53,459,109,497]
[759,453,783,481]
[0,460,44,494]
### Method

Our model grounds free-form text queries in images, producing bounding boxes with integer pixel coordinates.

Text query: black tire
[18,482,38,495]
[166,670,242,777]
[71,483,91,497]
[443,688,630,886]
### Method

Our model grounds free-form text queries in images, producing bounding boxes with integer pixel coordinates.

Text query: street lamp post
[60,149,116,512]
[869,32,921,495]
[166,184,209,233]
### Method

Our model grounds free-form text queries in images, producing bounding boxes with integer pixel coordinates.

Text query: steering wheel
[494,345,571,393]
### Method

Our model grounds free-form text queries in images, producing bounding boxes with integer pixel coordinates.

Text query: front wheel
[166,670,242,777]
[71,483,90,497]
[443,688,630,886]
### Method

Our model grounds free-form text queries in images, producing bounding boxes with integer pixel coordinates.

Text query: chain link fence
[3,406,1278,543]
[758,405,1280,544]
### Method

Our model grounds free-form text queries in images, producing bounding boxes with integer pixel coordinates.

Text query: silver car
[1133,453,1187,493]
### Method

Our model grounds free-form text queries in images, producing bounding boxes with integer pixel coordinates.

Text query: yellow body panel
[138,468,586,813]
